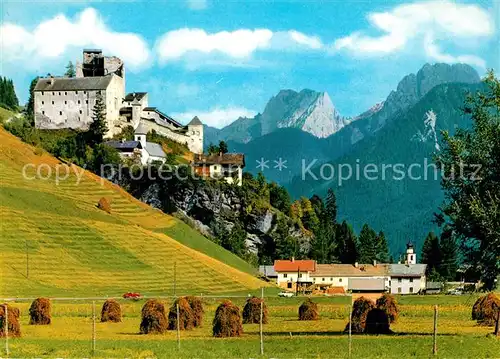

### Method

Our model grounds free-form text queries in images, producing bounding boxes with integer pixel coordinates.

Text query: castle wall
[139,119,190,148]
[105,75,126,137]
[34,74,126,138]
[34,87,103,131]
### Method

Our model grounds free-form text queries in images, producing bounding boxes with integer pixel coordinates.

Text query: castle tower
[406,241,416,265]
[187,116,203,154]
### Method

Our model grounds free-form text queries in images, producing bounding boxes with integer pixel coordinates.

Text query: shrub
[364,308,393,334]
[345,297,375,333]
[97,197,111,213]
[376,294,399,323]
[168,297,195,331]
[29,298,51,325]
[0,304,21,337]
[472,293,500,326]
[101,299,122,323]
[242,296,268,324]
[298,298,319,321]
[140,299,167,334]
[212,300,243,337]
[186,296,204,328]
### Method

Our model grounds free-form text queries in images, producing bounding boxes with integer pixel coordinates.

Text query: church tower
[406,241,416,265]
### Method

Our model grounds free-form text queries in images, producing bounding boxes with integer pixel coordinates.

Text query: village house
[274,259,316,292]
[104,124,167,165]
[273,244,427,295]
[191,151,245,186]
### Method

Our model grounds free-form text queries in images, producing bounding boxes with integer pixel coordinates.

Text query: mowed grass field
[0,127,268,297]
[3,295,500,358]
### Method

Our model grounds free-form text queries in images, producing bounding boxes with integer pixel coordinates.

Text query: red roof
[274,260,316,272]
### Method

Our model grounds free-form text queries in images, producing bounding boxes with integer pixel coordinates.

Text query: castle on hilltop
[33,49,203,154]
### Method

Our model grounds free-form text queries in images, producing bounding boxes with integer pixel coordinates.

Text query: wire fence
[2,292,492,358]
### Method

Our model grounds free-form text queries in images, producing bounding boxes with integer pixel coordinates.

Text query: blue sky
[1,0,498,127]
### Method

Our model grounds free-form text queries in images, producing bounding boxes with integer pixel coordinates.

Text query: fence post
[3,304,9,358]
[348,302,352,359]
[176,303,181,350]
[92,301,96,356]
[433,305,438,355]
[260,287,264,356]
[494,308,499,337]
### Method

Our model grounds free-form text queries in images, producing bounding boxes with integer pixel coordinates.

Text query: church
[33,49,203,154]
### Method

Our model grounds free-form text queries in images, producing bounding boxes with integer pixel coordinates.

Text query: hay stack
[186,296,204,328]
[364,308,393,334]
[242,296,268,324]
[29,297,51,325]
[472,293,500,326]
[101,299,122,323]
[376,294,399,323]
[0,304,21,337]
[345,297,375,333]
[140,299,167,334]
[298,298,319,321]
[97,197,111,213]
[212,300,243,338]
[168,297,195,331]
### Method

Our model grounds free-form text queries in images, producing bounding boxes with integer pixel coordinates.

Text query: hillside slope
[0,128,267,297]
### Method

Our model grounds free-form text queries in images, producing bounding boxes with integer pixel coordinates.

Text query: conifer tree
[375,231,390,263]
[25,77,39,125]
[65,61,76,77]
[324,188,337,225]
[335,220,358,264]
[273,215,299,259]
[421,232,441,278]
[358,224,378,263]
[218,140,228,154]
[86,92,108,147]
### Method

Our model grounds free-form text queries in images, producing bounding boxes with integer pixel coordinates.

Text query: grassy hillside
[0,127,268,297]
[0,106,16,123]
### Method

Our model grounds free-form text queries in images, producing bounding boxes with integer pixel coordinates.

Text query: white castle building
[33,49,203,154]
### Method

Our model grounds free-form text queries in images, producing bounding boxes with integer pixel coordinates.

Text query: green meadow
[3,295,499,358]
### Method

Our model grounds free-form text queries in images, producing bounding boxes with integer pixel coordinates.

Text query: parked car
[278,291,294,298]
[447,289,463,295]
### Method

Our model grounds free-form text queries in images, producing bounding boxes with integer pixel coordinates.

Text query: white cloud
[423,34,486,69]
[0,8,151,70]
[186,0,208,10]
[334,0,493,68]
[288,31,323,50]
[156,28,323,62]
[172,107,257,128]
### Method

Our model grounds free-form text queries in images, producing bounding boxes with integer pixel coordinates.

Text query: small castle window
[84,91,87,95]
[59,111,62,115]
[86,100,88,104]
[65,92,67,95]
[64,101,67,104]
[76,91,79,95]
[52,101,54,105]
[339,278,342,282]
[52,92,55,95]
[41,101,44,105]
[42,111,45,115]
[41,91,44,95]
[78,100,81,104]
[59,92,61,95]
[79,110,82,114]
